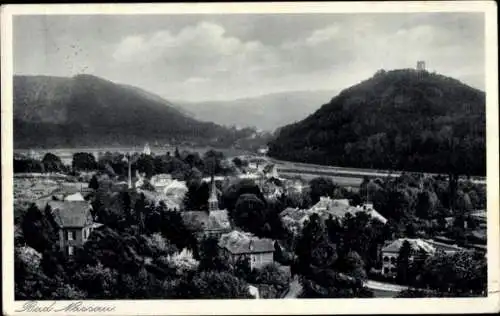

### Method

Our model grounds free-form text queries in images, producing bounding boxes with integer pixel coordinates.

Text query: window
[67,246,74,256]
[390,268,396,273]
[67,231,75,241]
[383,256,389,262]
[383,268,389,274]
[390,257,396,264]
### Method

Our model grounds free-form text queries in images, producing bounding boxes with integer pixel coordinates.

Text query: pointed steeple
[208,173,219,212]
[208,156,219,211]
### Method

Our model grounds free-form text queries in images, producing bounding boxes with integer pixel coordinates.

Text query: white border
[2,2,499,315]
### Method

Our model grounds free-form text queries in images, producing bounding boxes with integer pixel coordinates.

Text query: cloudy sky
[14,13,484,102]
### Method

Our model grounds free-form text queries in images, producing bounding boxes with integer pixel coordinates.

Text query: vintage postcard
[2,1,499,315]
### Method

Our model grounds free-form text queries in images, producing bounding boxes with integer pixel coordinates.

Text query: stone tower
[416,60,426,71]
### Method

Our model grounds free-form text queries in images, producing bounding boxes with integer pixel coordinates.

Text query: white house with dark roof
[380,238,465,277]
[36,200,102,256]
[309,197,387,224]
[218,230,275,270]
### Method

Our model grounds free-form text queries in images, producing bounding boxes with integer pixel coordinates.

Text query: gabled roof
[36,200,93,228]
[425,240,464,253]
[382,238,435,254]
[218,230,274,254]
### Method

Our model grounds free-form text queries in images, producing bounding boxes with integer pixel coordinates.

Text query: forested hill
[13,75,251,149]
[268,69,486,176]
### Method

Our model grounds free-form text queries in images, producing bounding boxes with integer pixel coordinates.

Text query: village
[13,143,487,299]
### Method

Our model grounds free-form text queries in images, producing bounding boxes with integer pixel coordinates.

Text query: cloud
[15,13,485,101]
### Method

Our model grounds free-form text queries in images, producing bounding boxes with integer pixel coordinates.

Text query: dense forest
[13,75,256,149]
[268,69,486,176]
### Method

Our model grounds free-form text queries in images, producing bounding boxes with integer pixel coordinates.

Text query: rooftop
[310,197,387,224]
[218,230,274,254]
[382,238,436,254]
[36,200,93,228]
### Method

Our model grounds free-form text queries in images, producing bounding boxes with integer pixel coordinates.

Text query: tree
[295,214,337,274]
[300,267,373,298]
[72,262,118,299]
[234,256,252,280]
[183,179,209,211]
[336,251,367,281]
[134,154,155,178]
[72,152,97,171]
[233,193,267,235]
[197,236,232,272]
[416,190,439,219]
[252,263,290,297]
[396,240,413,285]
[174,271,252,299]
[221,178,265,213]
[203,150,225,175]
[309,177,337,204]
[20,204,59,253]
[89,175,100,191]
[232,157,243,168]
[419,250,486,296]
[42,153,65,173]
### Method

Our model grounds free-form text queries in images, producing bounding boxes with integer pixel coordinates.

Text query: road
[282,278,412,299]
[364,280,408,292]
[271,158,486,186]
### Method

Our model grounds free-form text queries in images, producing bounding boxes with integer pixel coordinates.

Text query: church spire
[208,157,218,211]
[208,174,219,211]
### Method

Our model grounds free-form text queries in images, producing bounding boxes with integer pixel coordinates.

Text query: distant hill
[268,69,486,176]
[176,90,336,132]
[13,75,251,149]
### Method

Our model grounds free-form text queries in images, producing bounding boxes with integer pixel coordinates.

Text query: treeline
[269,69,485,176]
[14,148,238,180]
[358,173,486,247]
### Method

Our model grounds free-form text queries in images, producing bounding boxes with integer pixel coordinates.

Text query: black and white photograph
[2,2,499,315]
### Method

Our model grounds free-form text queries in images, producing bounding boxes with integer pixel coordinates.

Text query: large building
[218,230,275,270]
[181,175,231,239]
[280,197,387,230]
[36,200,102,256]
[380,238,464,277]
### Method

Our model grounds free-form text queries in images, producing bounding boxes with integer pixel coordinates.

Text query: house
[218,230,275,270]
[380,238,436,277]
[380,238,465,277]
[150,174,173,191]
[139,189,181,210]
[181,176,231,239]
[309,197,388,224]
[36,200,102,256]
[181,210,232,239]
